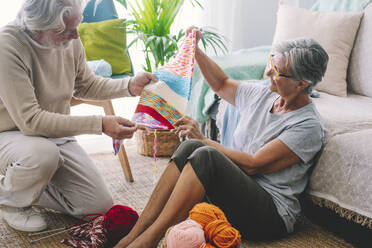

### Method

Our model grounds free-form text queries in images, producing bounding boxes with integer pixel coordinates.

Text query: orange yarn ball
[189,203,241,248]
[204,244,216,248]
[189,203,227,229]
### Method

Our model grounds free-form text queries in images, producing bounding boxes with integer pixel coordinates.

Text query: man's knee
[92,192,113,213]
[73,194,113,217]
[19,139,60,177]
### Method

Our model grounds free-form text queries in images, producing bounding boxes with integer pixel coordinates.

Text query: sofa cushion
[87,59,112,77]
[307,128,372,227]
[348,3,372,97]
[313,92,372,138]
[78,19,132,75]
[272,5,362,97]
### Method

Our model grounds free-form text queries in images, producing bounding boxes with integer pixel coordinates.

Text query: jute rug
[0,140,354,248]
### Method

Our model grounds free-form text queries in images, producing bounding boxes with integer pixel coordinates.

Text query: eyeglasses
[268,54,293,81]
[53,28,78,38]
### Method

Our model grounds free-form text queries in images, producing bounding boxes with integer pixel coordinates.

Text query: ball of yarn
[103,205,139,246]
[189,203,241,248]
[165,219,207,248]
[204,244,216,248]
[189,203,227,229]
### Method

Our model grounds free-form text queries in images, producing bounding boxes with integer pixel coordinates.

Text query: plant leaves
[122,0,228,71]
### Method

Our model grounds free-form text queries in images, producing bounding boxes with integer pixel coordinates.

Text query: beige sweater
[0,24,132,138]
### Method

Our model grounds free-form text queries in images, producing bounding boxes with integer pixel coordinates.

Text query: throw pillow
[272,5,362,96]
[82,0,118,23]
[87,59,112,77]
[348,3,372,97]
[78,18,132,75]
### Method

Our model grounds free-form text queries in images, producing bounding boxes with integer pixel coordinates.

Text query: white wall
[0,1,23,27]
[175,0,318,52]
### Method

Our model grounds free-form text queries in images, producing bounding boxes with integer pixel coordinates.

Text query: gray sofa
[304,2,372,240]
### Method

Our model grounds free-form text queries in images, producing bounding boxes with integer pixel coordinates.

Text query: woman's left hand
[173,116,205,141]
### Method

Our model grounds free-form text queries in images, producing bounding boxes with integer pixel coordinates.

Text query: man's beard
[39,35,71,50]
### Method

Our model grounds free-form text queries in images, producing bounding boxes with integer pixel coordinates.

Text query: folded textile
[311,0,372,12]
[87,59,112,77]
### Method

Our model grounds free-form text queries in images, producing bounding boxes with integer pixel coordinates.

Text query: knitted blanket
[132,30,196,129]
[113,30,196,154]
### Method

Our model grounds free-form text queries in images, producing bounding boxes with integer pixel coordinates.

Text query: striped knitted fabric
[113,30,196,154]
[133,29,196,129]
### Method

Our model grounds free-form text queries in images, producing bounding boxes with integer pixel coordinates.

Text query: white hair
[273,38,329,94]
[15,0,85,34]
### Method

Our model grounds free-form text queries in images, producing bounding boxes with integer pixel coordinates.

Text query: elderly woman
[115,28,328,248]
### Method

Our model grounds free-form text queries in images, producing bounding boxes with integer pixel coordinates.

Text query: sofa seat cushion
[313,92,372,138]
[307,129,372,228]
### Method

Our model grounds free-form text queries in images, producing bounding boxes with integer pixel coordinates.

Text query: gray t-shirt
[234,81,324,233]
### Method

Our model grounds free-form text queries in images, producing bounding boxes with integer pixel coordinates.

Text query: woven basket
[135,128,180,157]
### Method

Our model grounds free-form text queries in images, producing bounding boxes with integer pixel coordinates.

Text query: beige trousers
[0,131,113,217]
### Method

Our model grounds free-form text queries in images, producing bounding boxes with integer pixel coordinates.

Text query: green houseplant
[114,0,228,72]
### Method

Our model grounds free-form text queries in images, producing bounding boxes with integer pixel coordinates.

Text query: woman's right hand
[102,116,137,139]
[186,26,202,47]
[173,116,205,141]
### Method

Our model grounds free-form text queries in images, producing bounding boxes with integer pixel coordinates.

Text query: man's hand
[102,116,137,139]
[186,26,202,48]
[128,72,158,96]
[173,116,205,140]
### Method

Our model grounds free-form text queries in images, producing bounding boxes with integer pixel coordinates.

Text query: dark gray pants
[171,139,287,240]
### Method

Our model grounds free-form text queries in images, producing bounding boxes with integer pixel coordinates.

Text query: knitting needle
[28,223,89,237]
[29,223,91,244]
[29,229,70,244]
[28,223,91,245]
[28,227,65,237]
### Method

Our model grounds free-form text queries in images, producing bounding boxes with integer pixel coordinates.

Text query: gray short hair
[15,0,84,34]
[272,38,329,94]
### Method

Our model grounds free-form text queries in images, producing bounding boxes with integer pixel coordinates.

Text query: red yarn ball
[103,205,139,246]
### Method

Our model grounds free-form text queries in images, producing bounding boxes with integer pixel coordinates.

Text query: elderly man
[0,0,156,232]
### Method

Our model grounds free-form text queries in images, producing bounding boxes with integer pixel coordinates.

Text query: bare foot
[126,228,162,248]
[126,236,158,248]
[114,233,138,248]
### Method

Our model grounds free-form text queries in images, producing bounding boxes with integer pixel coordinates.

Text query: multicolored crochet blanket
[133,29,196,130]
[113,30,196,154]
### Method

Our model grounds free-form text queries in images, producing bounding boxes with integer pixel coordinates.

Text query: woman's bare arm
[195,47,240,105]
